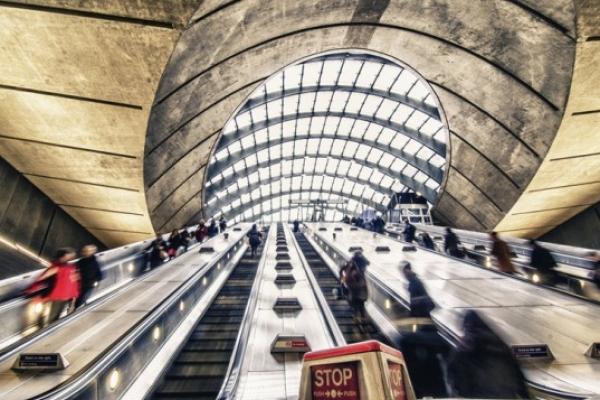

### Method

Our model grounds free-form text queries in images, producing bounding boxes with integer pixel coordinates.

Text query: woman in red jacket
[29,248,80,327]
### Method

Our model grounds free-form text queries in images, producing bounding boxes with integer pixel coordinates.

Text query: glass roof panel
[203,52,448,222]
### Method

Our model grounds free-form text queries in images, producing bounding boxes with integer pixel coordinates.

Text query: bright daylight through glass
[203,51,449,223]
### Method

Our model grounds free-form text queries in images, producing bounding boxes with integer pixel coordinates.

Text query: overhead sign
[387,361,406,400]
[13,353,69,371]
[512,344,553,360]
[311,362,360,400]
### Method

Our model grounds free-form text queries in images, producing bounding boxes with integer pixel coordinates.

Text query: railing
[33,229,249,400]
[217,225,271,399]
[305,227,412,334]
[384,223,600,301]
[309,226,592,400]
[0,226,204,351]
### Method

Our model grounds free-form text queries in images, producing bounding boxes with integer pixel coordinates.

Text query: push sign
[311,362,359,400]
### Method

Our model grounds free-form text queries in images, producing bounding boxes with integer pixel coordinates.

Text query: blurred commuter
[529,240,558,285]
[444,227,463,258]
[447,310,529,398]
[75,245,102,309]
[195,221,208,243]
[351,250,370,273]
[293,219,300,233]
[419,232,434,250]
[146,234,167,269]
[219,216,227,233]
[403,219,416,243]
[247,224,262,257]
[397,324,448,398]
[180,229,191,252]
[207,220,219,238]
[167,229,182,259]
[344,259,368,326]
[588,252,600,289]
[27,248,79,327]
[372,213,385,234]
[342,215,350,224]
[337,261,350,300]
[402,262,435,317]
[490,232,515,274]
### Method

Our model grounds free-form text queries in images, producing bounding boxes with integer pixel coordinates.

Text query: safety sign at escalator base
[311,361,360,399]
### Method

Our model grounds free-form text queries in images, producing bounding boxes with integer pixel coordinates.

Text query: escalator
[152,238,265,399]
[294,232,388,344]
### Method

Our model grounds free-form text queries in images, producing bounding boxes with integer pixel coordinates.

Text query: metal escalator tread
[294,232,389,344]
[152,244,264,399]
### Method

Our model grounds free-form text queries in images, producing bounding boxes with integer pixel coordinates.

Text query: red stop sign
[311,361,360,400]
[387,361,406,400]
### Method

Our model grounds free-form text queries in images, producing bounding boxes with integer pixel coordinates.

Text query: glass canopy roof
[203,51,448,223]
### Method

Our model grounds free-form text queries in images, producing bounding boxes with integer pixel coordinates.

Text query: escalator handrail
[293,227,346,347]
[408,223,596,270]
[31,227,251,400]
[381,224,600,304]
[217,226,272,399]
[306,227,410,310]
[0,228,207,358]
[318,226,594,400]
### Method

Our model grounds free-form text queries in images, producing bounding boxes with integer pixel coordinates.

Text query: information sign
[512,344,552,359]
[311,361,360,400]
[12,353,68,371]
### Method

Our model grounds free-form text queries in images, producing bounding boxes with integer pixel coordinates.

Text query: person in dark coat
[145,234,167,269]
[447,310,529,398]
[247,224,262,257]
[490,232,515,274]
[588,252,600,289]
[219,217,227,233]
[75,245,103,309]
[529,240,558,285]
[180,229,191,252]
[403,219,416,243]
[344,260,368,325]
[207,220,219,238]
[195,221,208,243]
[397,326,449,398]
[420,232,435,250]
[402,262,435,318]
[351,251,370,273]
[444,227,462,258]
[167,229,182,259]
[293,220,300,233]
[372,214,385,234]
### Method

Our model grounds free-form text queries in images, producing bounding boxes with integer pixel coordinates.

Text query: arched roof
[202,52,448,222]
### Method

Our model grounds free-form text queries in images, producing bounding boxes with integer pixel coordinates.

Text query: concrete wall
[144,0,576,233]
[0,157,104,259]
[540,202,600,250]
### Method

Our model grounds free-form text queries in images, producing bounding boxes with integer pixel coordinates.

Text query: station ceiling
[0,1,598,247]
[202,52,448,223]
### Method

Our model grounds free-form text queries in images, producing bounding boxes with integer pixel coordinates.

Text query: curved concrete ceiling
[2,0,597,248]
[495,2,600,237]
[144,0,576,233]
[0,0,205,247]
